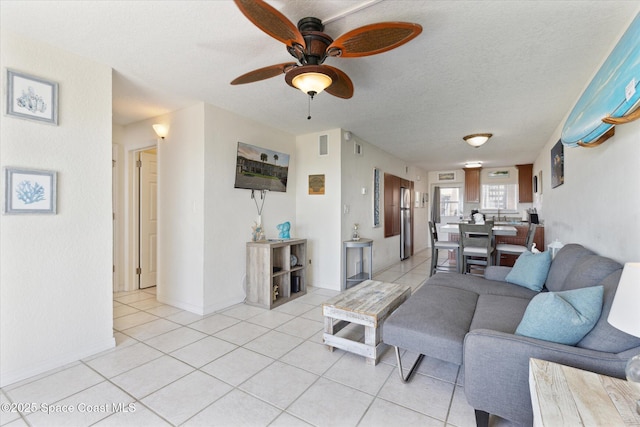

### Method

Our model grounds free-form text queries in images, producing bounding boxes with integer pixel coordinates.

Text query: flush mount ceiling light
[152,124,169,139]
[463,133,492,148]
[464,161,483,168]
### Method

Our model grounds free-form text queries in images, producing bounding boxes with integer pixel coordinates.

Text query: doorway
[136,148,157,289]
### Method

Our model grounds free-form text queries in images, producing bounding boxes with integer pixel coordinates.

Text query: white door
[139,149,157,289]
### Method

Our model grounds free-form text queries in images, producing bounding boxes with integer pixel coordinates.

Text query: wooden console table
[529,358,640,426]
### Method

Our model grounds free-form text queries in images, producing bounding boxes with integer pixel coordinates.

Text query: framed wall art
[4,167,57,214]
[373,168,381,227]
[437,171,456,181]
[6,69,58,125]
[551,140,564,188]
[308,174,325,195]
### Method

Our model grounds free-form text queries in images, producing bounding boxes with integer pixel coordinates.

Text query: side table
[529,358,640,426]
[342,238,373,290]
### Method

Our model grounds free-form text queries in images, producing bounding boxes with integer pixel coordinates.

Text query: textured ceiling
[2,1,638,171]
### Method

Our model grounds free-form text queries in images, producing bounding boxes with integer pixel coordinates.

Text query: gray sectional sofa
[382,243,640,426]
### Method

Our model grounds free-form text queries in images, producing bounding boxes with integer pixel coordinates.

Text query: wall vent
[319,135,328,156]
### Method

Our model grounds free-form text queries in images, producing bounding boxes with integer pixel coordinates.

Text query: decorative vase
[352,223,360,241]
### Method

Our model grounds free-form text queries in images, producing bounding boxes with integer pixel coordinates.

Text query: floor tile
[270,412,314,427]
[143,304,184,317]
[240,361,318,409]
[1,390,21,424]
[415,354,460,384]
[25,381,131,427]
[141,371,232,426]
[170,336,237,368]
[114,292,155,304]
[201,347,274,387]
[220,304,267,320]
[299,306,323,322]
[113,311,159,331]
[121,318,180,341]
[113,304,139,318]
[323,352,395,395]
[182,389,281,427]
[188,313,240,335]
[110,356,194,399]
[293,293,328,306]
[93,404,170,426]
[446,385,476,427]
[5,364,103,408]
[279,340,344,376]
[373,270,404,282]
[243,330,304,359]
[272,301,316,316]
[127,298,165,311]
[85,342,162,378]
[378,370,455,421]
[275,317,323,339]
[213,321,270,346]
[164,310,204,325]
[359,398,444,427]
[144,326,207,353]
[245,310,295,329]
[287,378,374,427]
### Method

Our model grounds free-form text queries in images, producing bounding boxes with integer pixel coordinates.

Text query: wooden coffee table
[322,280,411,365]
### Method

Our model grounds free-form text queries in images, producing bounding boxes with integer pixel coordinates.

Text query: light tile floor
[1,250,479,427]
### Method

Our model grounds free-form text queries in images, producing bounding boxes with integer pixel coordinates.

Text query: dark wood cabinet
[517,164,534,203]
[464,168,481,203]
[384,173,401,237]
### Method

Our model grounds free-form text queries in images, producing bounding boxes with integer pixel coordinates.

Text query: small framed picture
[4,167,57,214]
[6,69,58,125]
[437,171,456,181]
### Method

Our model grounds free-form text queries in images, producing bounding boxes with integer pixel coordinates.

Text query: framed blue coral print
[6,69,58,125]
[4,167,57,214]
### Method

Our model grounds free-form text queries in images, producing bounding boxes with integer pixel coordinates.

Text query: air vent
[319,135,328,156]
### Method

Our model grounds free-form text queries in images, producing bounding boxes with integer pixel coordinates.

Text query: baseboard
[156,294,205,315]
[0,336,115,388]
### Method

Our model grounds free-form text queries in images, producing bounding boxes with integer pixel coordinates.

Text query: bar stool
[496,223,537,265]
[429,221,460,276]
[459,223,494,275]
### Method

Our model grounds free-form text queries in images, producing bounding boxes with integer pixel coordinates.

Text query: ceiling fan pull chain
[307,94,312,120]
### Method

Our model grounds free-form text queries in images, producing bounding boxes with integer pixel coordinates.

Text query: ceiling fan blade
[324,65,354,99]
[231,63,297,85]
[327,22,422,58]
[234,0,306,49]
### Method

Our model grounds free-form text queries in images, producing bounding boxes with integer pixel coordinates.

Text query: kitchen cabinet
[384,173,401,237]
[464,168,481,203]
[517,164,534,203]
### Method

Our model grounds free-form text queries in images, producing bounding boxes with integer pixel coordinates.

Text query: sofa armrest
[463,329,629,425]
[483,266,512,282]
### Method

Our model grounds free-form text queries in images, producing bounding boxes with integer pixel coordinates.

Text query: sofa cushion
[545,244,595,291]
[470,295,531,333]
[382,284,478,365]
[578,270,640,352]
[426,272,539,299]
[562,254,622,291]
[515,286,603,345]
[505,251,551,291]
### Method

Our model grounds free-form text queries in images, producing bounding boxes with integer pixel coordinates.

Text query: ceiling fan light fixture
[285,65,337,97]
[463,133,492,148]
[292,72,333,95]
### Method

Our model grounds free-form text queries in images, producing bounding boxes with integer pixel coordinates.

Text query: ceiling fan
[230,0,423,100]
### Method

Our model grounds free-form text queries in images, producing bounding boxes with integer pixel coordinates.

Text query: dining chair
[428,221,460,276]
[459,223,495,275]
[496,223,537,265]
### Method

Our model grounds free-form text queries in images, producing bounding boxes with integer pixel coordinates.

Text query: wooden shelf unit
[246,238,307,309]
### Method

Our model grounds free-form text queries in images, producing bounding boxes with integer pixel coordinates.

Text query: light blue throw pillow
[505,250,552,291]
[515,286,604,345]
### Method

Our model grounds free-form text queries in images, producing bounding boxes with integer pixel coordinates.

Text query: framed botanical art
[4,167,57,214]
[6,69,58,125]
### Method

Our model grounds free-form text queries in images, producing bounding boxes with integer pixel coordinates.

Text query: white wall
[296,129,343,289]
[0,31,114,386]
[203,104,297,313]
[533,118,640,263]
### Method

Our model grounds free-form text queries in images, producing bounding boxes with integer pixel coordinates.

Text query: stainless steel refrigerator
[400,187,411,260]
